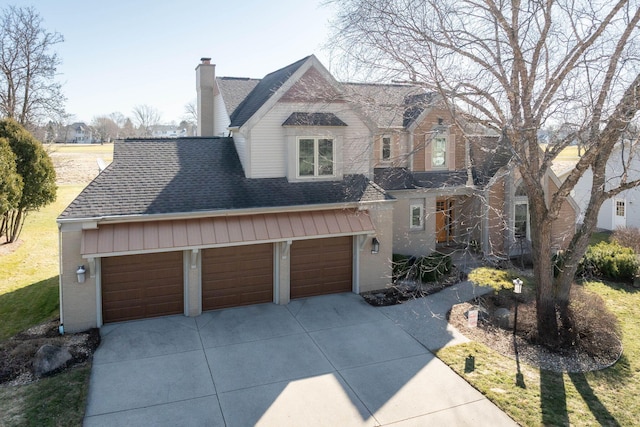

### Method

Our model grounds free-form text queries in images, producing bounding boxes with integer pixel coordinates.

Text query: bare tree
[0,6,65,129]
[91,116,119,142]
[132,104,161,136]
[184,100,198,125]
[329,0,640,346]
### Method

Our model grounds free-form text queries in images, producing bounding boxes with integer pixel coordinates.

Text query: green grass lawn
[436,279,639,426]
[1,183,88,426]
[0,185,84,340]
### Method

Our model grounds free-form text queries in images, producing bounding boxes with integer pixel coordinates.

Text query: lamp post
[512,278,523,336]
[512,277,526,388]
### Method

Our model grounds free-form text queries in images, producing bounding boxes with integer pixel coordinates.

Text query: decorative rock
[33,344,72,377]
[494,308,512,329]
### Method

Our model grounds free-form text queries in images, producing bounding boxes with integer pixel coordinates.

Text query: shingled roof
[342,83,434,129]
[374,167,469,190]
[216,77,260,117]
[229,56,310,128]
[59,138,390,220]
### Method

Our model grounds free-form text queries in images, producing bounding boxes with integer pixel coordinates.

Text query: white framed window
[616,200,625,217]
[431,136,447,168]
[382,136,391,161]
[410,204,424,229]
[297,137,334,177]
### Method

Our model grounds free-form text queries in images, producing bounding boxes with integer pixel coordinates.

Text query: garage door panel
[291,237,352,299]
[102,251,184,323]
[202,244,273,310]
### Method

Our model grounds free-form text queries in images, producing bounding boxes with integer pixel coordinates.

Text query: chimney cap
[200,57,212,64]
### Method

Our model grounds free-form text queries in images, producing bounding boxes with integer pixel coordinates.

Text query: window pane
[432,137,446,167]
[318,139,334,176]
[411,206,422,228]
[382,137,391,160]
[616,201,625,216]
[299,139,315,176]
[515,203,528,238]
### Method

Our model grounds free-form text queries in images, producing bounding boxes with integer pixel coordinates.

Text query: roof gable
[229,56,310,128]
[279,67,344,103]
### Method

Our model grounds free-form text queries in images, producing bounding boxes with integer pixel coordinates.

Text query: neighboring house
[59,122,95,143]
[57,55,578,332]
[556,141,640,231]
[149,125,187,138]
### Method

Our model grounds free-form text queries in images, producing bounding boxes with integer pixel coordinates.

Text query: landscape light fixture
[76,265,86,284]
[371,237,380,254]
[512,278,523,336]
[513,278,523,294]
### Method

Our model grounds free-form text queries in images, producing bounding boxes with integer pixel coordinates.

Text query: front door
[436,199,454,243]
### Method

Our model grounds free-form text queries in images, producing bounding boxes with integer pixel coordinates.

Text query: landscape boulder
[33,344,72,378]
[494,307,512,329]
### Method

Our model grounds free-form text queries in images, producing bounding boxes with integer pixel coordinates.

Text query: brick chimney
[196,57,215,137]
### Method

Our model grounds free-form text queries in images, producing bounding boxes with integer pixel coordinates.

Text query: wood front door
[436,199,454,243]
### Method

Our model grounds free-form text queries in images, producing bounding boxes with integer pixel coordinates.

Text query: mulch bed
[448,297,623,373]
[0,318,100,386]
[362,267,466,306]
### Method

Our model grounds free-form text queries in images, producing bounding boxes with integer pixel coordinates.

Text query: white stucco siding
[247,102,372,179]
[213,94,230,137]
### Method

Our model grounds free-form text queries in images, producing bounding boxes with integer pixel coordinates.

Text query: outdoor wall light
[371,237,380,254]
[76,265,86,284]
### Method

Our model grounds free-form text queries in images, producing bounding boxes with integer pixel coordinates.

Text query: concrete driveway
[84,285,517,426]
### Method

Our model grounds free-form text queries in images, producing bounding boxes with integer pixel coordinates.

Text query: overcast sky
[11,0,336,124]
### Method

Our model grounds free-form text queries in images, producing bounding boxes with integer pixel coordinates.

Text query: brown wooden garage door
[290,236,353,299]
[101,251,184,323]
[202,244,273,310]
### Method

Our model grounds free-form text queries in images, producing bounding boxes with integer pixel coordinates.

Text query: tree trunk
[7,209,24,243]
[530,218,560,346]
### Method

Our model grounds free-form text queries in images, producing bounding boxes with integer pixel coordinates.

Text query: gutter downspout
[57,224,64,335]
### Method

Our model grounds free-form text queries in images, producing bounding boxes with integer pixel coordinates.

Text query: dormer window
[298,137,334,177]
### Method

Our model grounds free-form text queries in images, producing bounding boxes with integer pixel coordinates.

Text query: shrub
[580,241,639,281]
[392,254,415,281]
[417,252,452,282]
[392,252,452,283]
[611,227,640,254]
[468,267,530,293]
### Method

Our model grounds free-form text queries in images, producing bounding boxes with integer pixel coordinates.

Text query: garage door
[101,251,184,323]
[202,244,273,310]
[290,236,353,299]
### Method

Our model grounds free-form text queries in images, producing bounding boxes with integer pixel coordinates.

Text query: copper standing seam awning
[81,209,375,258]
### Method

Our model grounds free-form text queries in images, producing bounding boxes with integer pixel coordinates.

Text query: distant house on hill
[58,122,95,143]
[149,125,187,138]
